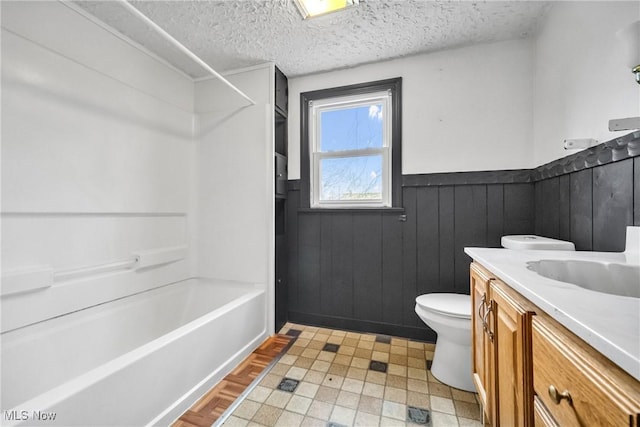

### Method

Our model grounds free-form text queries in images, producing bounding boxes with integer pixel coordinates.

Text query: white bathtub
[1,278,267,426]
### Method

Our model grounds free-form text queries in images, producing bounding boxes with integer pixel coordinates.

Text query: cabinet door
[532,316,640,427]
[470,263,494,424]
[491,280,534,427]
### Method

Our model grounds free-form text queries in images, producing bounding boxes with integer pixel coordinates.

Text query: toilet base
[430,336,475,392]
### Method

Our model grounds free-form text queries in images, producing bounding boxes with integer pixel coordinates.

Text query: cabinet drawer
[532,317,640,427]
[534,396,559,427]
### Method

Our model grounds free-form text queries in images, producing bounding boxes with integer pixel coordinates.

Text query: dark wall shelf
[274,66,289,333]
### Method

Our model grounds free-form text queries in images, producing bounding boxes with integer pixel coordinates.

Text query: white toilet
[415,234,575,392]
[415,293,474,391]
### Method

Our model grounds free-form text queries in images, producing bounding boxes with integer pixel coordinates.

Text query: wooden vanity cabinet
[471,261,640,427]
[471,263,495,423]
[471,263,535,427]
[532,315,640,427]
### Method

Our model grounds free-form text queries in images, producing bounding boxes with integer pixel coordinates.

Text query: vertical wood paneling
[534,182,543,235]
[438,186,455,291]
[287,190,299,309]
[559,175,571,241]
[353,214,382,322]
[287,154,637,339]
[635,157,640,226]
[454,185,487,293]
[504,184,535,235]
[402,187,418,326]
[297,214,321,312]
[382,213,404,325]
[487,185,504,247]
[593,159,633,252]
[319,214,333,315]
[416,187,440,300]
[539,178,560,239]
[570,169,593,250]
[330,213,354,317]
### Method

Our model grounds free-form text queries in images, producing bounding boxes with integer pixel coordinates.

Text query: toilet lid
[415,293,471,319]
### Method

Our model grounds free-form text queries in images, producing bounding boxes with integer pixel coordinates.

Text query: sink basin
[527,259,640,298]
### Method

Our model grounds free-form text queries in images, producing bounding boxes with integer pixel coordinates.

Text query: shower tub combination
[1,278,267,426]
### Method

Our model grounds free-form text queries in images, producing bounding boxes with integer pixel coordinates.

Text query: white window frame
[309,90,393,208]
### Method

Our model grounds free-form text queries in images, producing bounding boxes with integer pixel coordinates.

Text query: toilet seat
[416,293,471,319]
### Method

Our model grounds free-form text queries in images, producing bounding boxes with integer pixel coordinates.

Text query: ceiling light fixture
[293,0,359,20]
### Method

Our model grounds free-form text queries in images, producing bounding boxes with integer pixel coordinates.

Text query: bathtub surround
[286,133,640,341]
[2,1,276,424]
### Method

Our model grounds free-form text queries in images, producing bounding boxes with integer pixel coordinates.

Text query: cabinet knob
[548,385,572,405]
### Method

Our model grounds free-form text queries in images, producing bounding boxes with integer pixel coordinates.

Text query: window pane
[320,103,383,152]
[320,155,382,201]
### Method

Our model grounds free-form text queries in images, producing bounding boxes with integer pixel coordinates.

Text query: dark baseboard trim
[288,311,436,343]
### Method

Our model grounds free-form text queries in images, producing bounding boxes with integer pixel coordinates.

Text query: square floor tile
[341,378,364,394]
[358,395,383,416]
[277,377,300,393]
[346,367,367,381]
[430,395,456,415]
[372,351,390,363]
[354,410,381,427]
[286,366,308,381]
[286,329,303,337]
[334,391,359,411]
[407,406,431,425]
[285,395,313,415]
[330,405,356,426]
[382,401,406,420]
[251,404,283,426]
[276,410,304,427]
[265,389,293,408]
[294,381,319,398]
[376,334,392,344]
[306,400,334,420]
[362,382,385,399]
[369,360,388,373]
[247,385,273,403]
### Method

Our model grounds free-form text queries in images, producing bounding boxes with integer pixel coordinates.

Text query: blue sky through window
[318,103,384,201]
[320,104,383,152]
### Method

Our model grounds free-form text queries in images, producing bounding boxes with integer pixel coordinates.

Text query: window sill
[298,207,405,214]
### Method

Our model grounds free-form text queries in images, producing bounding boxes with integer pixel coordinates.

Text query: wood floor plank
[171,334,293,427]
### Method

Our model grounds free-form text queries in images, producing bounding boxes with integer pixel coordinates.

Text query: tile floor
[220,323,482,427]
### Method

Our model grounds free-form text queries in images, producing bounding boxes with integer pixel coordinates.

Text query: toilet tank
[501,235,575,251]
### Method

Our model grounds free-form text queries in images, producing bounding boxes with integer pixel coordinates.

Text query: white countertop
[464,247,640,381]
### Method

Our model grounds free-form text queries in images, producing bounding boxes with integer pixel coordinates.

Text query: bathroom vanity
[466,246,640,427]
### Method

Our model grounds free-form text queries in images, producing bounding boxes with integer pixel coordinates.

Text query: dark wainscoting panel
[286,133,639,341]
[635,157,640,226]
[535,157,636,252]
[287,179,535,341]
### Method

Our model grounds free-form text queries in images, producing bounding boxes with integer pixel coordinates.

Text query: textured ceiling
[74,0,551,79]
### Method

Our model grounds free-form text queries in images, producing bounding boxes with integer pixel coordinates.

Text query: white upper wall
[288,38,534,179]
[532,1,640,166]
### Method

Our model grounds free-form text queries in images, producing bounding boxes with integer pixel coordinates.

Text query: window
[301,78,402,209]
